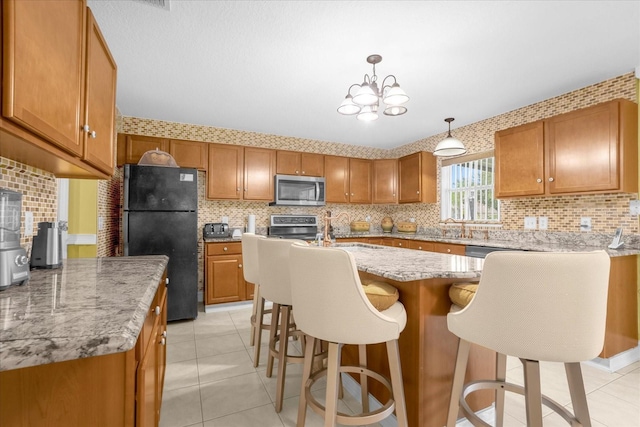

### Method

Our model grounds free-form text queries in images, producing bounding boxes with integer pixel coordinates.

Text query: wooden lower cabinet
[407,240,434,251]
[432,242,466,255]
[205,242,249,305]
[0,273,167,427]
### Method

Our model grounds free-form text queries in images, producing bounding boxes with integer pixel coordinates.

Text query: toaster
[203,223,230,239]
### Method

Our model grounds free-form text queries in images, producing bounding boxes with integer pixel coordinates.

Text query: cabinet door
[300,153,324,176]
[244,147,276,200]
[547,102,619,194]
[82,8,117,175]
[2,0,85,155]
[325,155,350,203]
[398,153,420,203]
[276,150,300,175]
[349,158,372,204]
[207,143,243,200]
[392,239,408,249]
[124,135,169,164]
[169,139,208,170]
[205,254,246,304]
[373,159,398,204]
[137,321,159,427]
[495,121,545,198]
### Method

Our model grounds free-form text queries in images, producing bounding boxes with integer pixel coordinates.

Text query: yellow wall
[67,179,98,258]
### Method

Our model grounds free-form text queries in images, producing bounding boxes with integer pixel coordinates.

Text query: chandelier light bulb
[383,105,407,116]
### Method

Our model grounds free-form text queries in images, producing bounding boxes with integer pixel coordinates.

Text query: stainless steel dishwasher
[465,245,525,259]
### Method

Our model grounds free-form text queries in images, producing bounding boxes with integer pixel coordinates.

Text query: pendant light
[433,118,467,157]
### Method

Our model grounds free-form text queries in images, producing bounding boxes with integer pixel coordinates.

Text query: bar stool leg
[250,286,260,346]
[446,339,471,427]
[275,305,291,413]
[495,352,507,427]
[297,334,316,427]
[565,362,592,427]
[386,339,408,427]
[324,342,342,427]
[522,359,543,427]
[266,303,281,378]
[253,295,266,367]
[358,344,369,413]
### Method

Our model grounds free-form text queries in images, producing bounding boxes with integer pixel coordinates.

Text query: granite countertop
[333,243,484,282]
[0,255,168,372]
[333,232,640,258]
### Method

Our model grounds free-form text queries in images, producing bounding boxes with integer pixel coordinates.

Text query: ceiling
[86,1,639,150]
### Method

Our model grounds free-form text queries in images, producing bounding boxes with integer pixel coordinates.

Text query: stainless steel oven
[267,215,318,240]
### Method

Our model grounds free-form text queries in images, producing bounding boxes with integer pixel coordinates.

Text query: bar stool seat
[290,243,408,427]
[446,251,610,427]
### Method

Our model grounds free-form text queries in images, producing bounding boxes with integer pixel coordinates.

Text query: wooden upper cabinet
[120,135,169,165]
[207,143,243,200]
[276,150,324,176]
[495,121,545,198]
[243,147,276,201]
[398,152,437,203]
[325,155,350,203]
[495,99,638,198]
[169,139,208,170]
[546,99,637,195]
[348,158,372,204]
[373,159,398,204]
[82,8,117,175]
[2,0,85,155]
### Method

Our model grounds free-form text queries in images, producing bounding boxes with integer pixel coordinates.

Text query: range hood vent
[134,0,170,11]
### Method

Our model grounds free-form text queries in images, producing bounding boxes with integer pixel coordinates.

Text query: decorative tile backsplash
[1,72,637,295]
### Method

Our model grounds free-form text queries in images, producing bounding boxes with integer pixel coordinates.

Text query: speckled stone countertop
[0,256,168,372]
[333,231,640,258]
[333,243,484,282]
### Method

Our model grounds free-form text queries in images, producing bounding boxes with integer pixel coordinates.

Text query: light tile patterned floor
[160,303,640,427]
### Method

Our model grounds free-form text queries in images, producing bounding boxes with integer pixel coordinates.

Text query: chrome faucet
[322,210,351,247]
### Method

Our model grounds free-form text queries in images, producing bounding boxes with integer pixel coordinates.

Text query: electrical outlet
[538,216,548,230]
[630,200,640,216]
[24,211,33,236]
[524,216,537,230]
[580,217,592,232]
[98,216,104,231]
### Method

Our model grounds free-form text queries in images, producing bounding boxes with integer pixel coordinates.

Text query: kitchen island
[0,256,169,427]
[333,243,490,427]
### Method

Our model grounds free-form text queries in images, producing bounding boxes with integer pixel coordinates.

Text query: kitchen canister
[247,214,256,233]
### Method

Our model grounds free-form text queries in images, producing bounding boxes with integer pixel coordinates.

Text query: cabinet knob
[345,193,348,196]
[161,337,166,346]
[155,306,160,316]
[398,242,402,246]
[548,177,554,182]
[418,246,422,250]
[351,193,354,196]
[223,247,228,251]
[295,170,299,174]
[447,249,451,253]
[416,191,420,194]
[236,187,240,192]
[301,171,305,175]
[165,277,169,285]
[239,264,242,268]
[162,331,167,338]
[82,124,96,138]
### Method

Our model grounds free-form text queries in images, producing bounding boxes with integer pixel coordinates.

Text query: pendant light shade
[383,83,409,105]
[357,104,379,121]
[353,82,378,106]
[433,118,467,157]
[337,94,361,115]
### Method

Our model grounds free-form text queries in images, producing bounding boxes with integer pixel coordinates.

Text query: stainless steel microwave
[270,174,326,206]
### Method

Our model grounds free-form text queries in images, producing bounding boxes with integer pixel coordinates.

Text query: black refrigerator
[123,164,198,321]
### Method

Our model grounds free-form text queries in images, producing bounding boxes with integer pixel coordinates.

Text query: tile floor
[160,303,640,427]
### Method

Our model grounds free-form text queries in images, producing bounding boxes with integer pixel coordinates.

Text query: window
[440,153,500,221]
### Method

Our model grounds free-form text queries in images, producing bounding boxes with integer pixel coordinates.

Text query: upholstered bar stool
[446,251,610,427]
[241,233,270,367]
[289,243,408,427]
[257,237,319,413]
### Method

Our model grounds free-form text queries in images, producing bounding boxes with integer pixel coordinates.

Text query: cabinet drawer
[432,242,466,255]
[206,242,242,256]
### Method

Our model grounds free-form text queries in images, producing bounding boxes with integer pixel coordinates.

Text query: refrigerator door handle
[123,212,129,256]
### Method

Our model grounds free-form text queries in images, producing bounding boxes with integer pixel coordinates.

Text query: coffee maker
[31,222,62,269]
[0,189,30,290]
